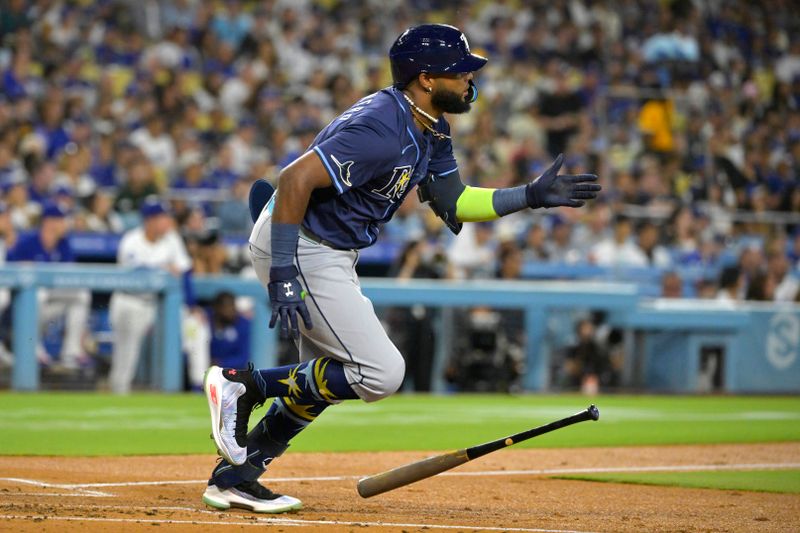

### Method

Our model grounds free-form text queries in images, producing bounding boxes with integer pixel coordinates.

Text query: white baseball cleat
[203,481,302,513]
[204,365,261,466]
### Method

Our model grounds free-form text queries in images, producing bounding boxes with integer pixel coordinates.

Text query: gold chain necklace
[401,92,451,141]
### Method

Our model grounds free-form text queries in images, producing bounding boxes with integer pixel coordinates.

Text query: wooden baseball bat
[357,404,599,498]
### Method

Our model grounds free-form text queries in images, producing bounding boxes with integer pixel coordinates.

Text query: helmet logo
[460,33,470,51]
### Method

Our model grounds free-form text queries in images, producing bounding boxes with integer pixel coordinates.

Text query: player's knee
[379,355,405,399]
[360,350,405,402]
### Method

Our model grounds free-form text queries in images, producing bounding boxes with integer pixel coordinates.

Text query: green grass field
[1,393,798,456]
[2,393,798,495]
[557,470,800,494]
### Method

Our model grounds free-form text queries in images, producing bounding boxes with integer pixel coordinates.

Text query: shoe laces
[222,408,239,445]
[233,363,264,446]
[235,480,280,500]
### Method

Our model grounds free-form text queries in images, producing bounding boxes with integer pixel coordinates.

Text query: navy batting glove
[268,265,313,339]
[526,154,601,209]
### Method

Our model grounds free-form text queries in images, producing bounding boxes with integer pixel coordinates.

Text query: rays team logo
[372,166,413,202]
[330,154,354,187]
[460,32,470,51]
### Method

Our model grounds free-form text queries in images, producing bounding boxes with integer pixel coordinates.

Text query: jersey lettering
[372,165,413,203]
[338,95,375,122]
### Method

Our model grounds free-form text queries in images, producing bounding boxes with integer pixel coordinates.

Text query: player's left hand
[268,265,313,339]
[525,153,601,209]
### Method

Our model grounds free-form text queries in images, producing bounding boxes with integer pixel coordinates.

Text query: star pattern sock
[252,357,360,403]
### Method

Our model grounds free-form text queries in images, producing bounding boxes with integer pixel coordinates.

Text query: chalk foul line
[0,514,594,533]
[2,461,797,490]
[0,477,111,497]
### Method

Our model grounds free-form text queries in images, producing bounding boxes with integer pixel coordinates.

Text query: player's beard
[431,88,471,114]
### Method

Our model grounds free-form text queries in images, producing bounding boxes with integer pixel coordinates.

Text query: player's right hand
[268,265,313,339]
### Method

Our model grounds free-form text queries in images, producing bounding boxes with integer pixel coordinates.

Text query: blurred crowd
[0,0,799,307]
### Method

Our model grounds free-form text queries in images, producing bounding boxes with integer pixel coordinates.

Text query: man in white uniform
[109,197,209,394]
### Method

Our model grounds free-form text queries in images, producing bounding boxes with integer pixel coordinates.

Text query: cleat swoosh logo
[210,384,218,406]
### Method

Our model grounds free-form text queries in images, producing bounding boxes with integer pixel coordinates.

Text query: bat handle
[467,405,599,461]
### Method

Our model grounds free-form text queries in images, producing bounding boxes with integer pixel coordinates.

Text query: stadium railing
[1,265,798,393]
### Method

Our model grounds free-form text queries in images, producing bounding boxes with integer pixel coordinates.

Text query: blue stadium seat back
[42,316,66,360]
[89,308,115,358]
[248,179,275,223]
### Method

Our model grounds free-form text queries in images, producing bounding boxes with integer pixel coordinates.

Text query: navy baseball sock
[252,357,360,402]
[210,357,358,489]
[210,394,330,489]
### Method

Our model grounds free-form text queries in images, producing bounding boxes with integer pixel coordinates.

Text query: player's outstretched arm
[419,154,601,230]
[268,152,336,339]
[454,153,600,222]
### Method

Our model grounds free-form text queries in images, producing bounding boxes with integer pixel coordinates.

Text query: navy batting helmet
[389,24,487,102]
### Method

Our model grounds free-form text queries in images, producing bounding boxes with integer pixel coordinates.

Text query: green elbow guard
[455,186,499,222]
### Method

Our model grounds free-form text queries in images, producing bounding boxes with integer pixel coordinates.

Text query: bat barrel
[357,450,469,498]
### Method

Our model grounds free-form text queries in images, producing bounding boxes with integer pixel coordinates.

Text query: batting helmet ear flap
[466,79,478,103]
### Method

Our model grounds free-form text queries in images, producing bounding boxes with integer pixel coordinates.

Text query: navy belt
[299,226,340,249]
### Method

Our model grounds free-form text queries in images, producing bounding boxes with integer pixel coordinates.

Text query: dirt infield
[1,443,799,532]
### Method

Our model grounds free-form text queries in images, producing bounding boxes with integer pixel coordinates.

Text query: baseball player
[0,202,14,365]
[6,201,90,369]
[202,24,600,513]
[109,197,210,394]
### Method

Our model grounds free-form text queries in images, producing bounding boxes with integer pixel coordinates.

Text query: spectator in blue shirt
[7,202,72,262]
[216,177,252,234]
[89,134,118,188]
[208,291,250,369]
[35,96,71,161]
[206,144,240,188]
[6,202,90,369]
[26,160,56,207]
[172,151,217,190]
[1,44,32,101]
[210,1,252,49]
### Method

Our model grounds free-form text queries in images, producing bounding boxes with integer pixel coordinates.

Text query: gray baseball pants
[249,208,405,402]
